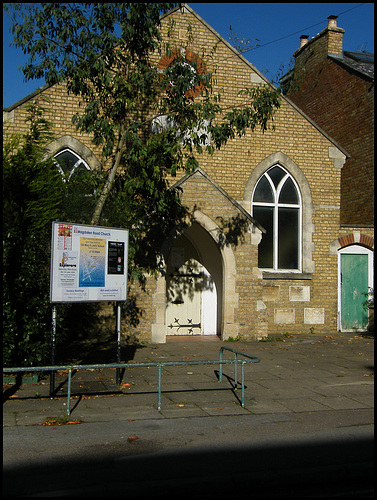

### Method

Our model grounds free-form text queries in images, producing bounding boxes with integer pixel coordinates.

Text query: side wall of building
[286,24,374,227]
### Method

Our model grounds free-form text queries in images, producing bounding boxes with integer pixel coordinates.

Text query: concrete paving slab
[201,404,250,416]
[162,387,236,404]
[110,405,165,420]
[245,400,293,414]
[159,404,208,418]
[277,397,331,412]
[310,394,370,410]
[251,381,318,399]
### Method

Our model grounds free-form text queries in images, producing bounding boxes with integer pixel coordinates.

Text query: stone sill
[262,272,313,280]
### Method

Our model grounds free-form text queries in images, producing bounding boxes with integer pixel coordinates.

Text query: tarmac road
[3,332,374,497]
[3,414,374,497]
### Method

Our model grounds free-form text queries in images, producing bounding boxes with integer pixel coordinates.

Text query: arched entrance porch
[151,211,239,343]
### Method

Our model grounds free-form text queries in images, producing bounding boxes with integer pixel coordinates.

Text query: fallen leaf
[127,435,139,442]
[177,404,185,407]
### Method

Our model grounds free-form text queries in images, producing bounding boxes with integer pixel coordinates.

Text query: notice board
[50,222,128,303]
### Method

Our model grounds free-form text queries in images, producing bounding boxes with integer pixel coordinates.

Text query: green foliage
[5,3,280,226]
[3,102,64,366]
[5,3,177,159]
[3,101,100,367]
[363,288,374,311]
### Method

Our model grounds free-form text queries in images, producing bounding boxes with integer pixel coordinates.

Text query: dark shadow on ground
[3,435,374,497]
[3,340,146,402]
[55,337,145,365]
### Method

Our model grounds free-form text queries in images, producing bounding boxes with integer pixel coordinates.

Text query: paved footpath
[3,332,374,497]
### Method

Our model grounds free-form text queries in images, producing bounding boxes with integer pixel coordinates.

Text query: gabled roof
[3,2,349,158]
[166,4,349,158]
[329,51,374,80]
[172,167,266,233]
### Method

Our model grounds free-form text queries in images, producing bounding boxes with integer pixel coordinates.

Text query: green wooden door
[340,254,368,330]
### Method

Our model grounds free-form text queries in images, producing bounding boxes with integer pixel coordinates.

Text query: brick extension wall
[287,25,374,226]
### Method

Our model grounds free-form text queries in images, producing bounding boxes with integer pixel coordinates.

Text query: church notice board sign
[50,221,128,303]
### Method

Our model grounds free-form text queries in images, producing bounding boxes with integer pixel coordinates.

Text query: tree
[3,98,111,366]
[5,3,280,229]
[3,101,65,366]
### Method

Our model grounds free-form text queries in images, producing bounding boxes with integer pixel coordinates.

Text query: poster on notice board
[50,222,128,303]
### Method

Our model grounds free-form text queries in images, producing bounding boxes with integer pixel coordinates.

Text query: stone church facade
[4,5,373,342]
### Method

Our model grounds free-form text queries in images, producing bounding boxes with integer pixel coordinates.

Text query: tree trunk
[90,125,126,226]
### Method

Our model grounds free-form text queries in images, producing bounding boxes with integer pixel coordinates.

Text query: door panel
[341,254,368,330]
[166,258,217,335]
[166,259,202,335]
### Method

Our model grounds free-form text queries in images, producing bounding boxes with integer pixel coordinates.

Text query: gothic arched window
[252,165,302,271]
[53,148,90,182]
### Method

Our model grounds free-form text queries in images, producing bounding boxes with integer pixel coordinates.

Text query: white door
[166,259,217,335]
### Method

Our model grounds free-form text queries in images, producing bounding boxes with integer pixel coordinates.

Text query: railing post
[219,348,223,382]
[66,368,72,415]
[241,361,245,407]
[157,364,162,410]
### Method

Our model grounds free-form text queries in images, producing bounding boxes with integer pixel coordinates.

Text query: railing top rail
[219,346,260,363]
[4,347,260,374]
[3,358,254,374]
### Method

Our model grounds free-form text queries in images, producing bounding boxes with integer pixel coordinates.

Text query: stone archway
[151,210,239,343]
[45,135,101,170]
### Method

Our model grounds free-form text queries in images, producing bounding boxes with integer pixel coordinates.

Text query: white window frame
[252,165,302,272]
[53,148,91,182]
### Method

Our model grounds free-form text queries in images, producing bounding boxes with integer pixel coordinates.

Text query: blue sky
[3,3,374,109]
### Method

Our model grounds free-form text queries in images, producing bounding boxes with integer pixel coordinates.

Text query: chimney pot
[300,35,309,48]
[328,15,338,28]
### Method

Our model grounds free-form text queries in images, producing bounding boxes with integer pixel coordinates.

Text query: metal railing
[219,346,260,407]
[3,348,260,414]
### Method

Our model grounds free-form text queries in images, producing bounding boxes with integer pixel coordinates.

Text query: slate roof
[329,51,374,80]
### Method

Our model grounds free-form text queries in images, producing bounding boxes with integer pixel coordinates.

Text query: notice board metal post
[50,305,57,397]
[116,302,121,385]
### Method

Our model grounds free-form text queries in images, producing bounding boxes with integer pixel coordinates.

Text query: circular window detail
[158,48,206,98]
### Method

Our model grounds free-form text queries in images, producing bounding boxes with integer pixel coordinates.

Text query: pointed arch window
[252,165,302,271]
[53,149,90,182]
